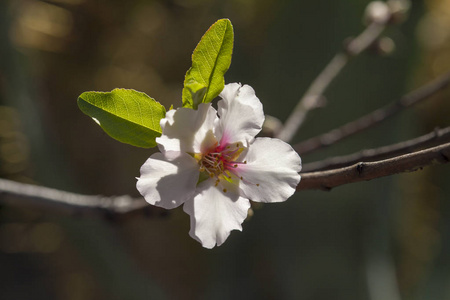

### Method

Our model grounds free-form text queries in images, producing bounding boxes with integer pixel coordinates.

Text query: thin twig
[298,142,450,191]
[303,126,450,172]
[276,21,387,142]
[294,72,450,155]
[0,179,165,219]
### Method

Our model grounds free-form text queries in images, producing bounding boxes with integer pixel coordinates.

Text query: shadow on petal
[137,152,199,209]
[183,179,250,249]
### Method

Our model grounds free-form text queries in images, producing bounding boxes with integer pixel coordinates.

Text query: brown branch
[0,141,448,216]
[276,14,389,142]
[298,142,450,191]
[294,72,450,155]
[303,126,450,172]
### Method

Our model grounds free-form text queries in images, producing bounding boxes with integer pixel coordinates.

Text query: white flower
[136,83,302,248]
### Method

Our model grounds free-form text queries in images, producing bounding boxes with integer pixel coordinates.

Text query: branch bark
[0,142,449,216]
[0,179,164,219]
[298,142,450,191]
[294,72,450,155]
[302,126,450,172]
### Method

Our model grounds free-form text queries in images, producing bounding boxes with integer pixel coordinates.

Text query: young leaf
[77,89,166,148]
[182,19,234,109]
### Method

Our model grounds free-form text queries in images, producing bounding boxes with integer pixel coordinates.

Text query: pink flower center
[199,143,246,187]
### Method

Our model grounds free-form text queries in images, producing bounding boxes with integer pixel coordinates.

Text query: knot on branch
[434,127,442,139]
[356,162,365,175]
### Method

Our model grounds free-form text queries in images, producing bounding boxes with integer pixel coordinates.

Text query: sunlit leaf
[77,89,166,148]
[182,19,234,109]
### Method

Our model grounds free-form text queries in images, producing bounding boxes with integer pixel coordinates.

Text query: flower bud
[387,0,411,24]
[364,1,391,25]
[370,37,396,56]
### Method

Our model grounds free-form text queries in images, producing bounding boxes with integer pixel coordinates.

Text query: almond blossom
[136,83,302,248]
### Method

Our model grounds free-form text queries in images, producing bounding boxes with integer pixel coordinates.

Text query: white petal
[216,83,265,146]
[183,180,250,249]
[136,151,199,209]
[237,138,301,203]
[157,103,218,154]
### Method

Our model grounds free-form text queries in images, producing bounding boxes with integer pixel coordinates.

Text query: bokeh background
[0,0,449,299]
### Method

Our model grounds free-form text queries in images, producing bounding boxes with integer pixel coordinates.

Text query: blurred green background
[0,0,449,299]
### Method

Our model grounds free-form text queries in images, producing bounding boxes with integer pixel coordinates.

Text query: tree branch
[294,72,450,155]
[298,142,450,191]
[276,14,389,142]
[303,126,450,172]
[0,142,448,216]
[0,179,165,219]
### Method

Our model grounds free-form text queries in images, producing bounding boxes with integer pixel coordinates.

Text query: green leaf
[182,19,234,109]
[77,89,166,148]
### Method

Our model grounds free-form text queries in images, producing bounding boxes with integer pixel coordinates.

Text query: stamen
[203,156,216,164]
[238,174,260,187]
[199,142,247,182]
[223,188,227,193]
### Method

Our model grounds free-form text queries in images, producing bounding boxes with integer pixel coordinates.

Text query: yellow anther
[223,188,227,193]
